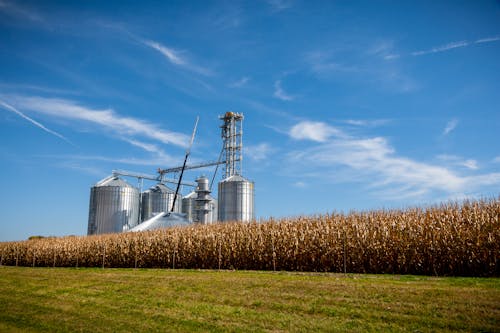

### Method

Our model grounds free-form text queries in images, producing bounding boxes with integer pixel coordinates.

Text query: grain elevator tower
[218,112,254,222]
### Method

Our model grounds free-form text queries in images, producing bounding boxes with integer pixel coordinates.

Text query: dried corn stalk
[0,198,498,276]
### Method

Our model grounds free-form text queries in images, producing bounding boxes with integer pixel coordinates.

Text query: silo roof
[150,183,175,193]
[183,191,197,199]
[95,176,136,188]
[220,175,251,182]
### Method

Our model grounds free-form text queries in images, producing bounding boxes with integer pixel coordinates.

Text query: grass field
[0,267,498,332]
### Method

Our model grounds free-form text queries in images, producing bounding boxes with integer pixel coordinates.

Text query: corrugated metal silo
[181,191,197,222]
[218,175,254,222]
[87,176,140,235]
[141,183,181,221]
[209,196,218,223]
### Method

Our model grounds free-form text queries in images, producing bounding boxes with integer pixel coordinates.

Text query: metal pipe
[171,117,199,212]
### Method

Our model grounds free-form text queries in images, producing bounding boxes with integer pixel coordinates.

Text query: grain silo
[141,183,181,221]
[87,176,140,235]
[217,112,254,222]
[181,191,197,222]
[218,175,254,222]
[208,196,218,223]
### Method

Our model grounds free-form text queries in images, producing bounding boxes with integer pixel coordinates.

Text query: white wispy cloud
[142,40,186,65]
[437,155,479,170]
[0,99,73,145]
[368,40,399,61]
[288,136,465,195]
[374,35,500,64]
[0,0,44,23]
[412,40,469,56]
[124,138,161,154]
[344,119,390,127]
[443,118,458,135]
[412,36,500,56]
[289,121,345,142]
[0,82,80,96]
[286,120,500,199]
[5,95,190,149]
[230,76,250,88]
[273,80,294,101]
[384,54,400,60]
[48,153,182,168]
[120,138,182,167]
[475,36,500,44]
[306,51,359,75]
[142,39,212,76]
[245,143,273,161]
[305,48,416,93]
[462,159,479,170]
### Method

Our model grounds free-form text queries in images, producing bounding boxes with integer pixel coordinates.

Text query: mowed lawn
[0,267,498,332]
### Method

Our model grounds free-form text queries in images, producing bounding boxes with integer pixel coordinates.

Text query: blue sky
[1,0,499,241]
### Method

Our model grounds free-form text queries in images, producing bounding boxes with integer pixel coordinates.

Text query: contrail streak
[0,99,74,146]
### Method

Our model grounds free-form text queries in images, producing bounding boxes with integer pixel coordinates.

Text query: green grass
[0,267,498,332]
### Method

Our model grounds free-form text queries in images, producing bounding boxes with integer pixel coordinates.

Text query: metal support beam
[157,159,232,175]
[112,169,196,187]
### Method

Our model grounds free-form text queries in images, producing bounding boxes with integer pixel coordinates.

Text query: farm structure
[87,112,254,235]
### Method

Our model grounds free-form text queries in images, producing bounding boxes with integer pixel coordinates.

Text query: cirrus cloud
[286,120,500,199]
[3,95,190,149]
[273,80,295,101]
[289,121,345,142]
[141,39,213,76]
[443,118,458,135]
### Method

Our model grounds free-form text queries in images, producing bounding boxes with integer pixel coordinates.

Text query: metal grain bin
[218,175,254,222]
[208,196,218,223]
[87,176,140,235]
[141,183,181,221]
[181,191,197,222]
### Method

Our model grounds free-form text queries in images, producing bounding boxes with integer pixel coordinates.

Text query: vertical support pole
[272,232,276,272]
[431,228,438,276]
[102,245,106,269]
[343,230,347,275]
[172,238,177,269]
[218,237,222,270]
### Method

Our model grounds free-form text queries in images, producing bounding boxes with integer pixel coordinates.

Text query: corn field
[1,198,498,276]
